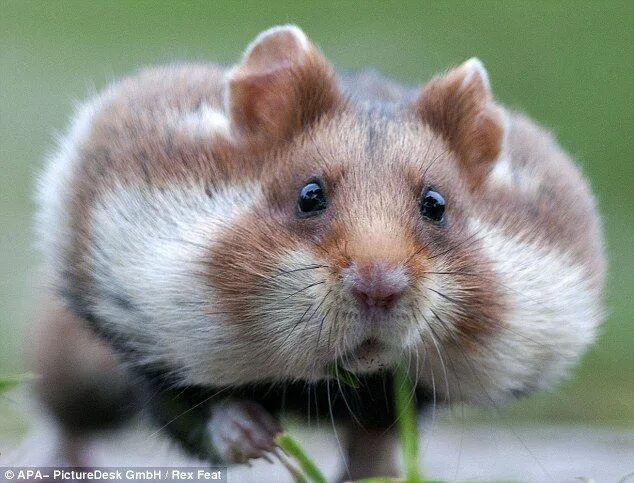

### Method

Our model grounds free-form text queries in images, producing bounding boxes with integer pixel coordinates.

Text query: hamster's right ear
[226,25,343,145]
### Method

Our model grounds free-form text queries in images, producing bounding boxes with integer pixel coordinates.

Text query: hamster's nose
[350,262,408,310]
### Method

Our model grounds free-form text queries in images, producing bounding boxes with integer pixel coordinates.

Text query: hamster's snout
[349,261,408,310]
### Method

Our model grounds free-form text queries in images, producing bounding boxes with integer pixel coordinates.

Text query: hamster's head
[188,25,604,405]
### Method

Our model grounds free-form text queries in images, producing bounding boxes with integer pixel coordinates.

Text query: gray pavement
[3,416,633,482]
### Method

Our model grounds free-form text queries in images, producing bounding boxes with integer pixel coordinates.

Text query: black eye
[420,187,446,223]
[298,181,327,215]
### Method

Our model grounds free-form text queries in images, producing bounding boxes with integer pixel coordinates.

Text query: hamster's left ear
[415,58,505,186]
[227,25,343,145]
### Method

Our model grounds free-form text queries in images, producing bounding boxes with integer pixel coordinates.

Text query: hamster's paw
[208,399,280,464]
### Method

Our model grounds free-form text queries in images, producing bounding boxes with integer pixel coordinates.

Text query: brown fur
[480,112,605,285]
[415,61,504,188]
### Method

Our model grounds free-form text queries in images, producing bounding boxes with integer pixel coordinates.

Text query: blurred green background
[1,0,632,437]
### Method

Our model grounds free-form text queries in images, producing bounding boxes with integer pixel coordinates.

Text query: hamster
[33,25,605,478]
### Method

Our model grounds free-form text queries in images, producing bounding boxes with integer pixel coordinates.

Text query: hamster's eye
[420,187,445,223]
[298,181,327,215]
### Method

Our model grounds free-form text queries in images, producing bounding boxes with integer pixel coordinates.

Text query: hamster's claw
[208,399,280,464]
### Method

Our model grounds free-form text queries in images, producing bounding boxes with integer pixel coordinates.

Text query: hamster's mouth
[333,337,391,374]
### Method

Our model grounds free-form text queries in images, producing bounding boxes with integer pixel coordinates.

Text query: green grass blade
[274,450,308,483]
[0,373,37,394]
[353,478,404,482]
[393,364,425,483]
[275,432,326,483]
[332,363,361,389]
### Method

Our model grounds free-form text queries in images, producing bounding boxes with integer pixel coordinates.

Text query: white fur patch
[415,219,602,405]
[35,86,117,282]
[486,109,541,194]
[488,155,541,194]
[89,182,264,386]
[488,155,515,187]
[239,248,341,381]
[177,103,230,138]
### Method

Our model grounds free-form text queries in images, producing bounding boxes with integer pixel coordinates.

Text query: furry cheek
[410,218,601,405]
[207,216,345,381]
[86,181,272,387]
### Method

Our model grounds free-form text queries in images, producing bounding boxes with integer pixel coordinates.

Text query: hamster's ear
[227,25,342,144]
[415,58,505,185]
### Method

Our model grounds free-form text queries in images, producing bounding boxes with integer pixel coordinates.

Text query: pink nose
[351,263,408,309]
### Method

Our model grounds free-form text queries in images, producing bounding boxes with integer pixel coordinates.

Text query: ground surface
[3,415,633,482]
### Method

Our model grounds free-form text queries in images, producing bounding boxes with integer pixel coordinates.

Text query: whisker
[271,264,328,279]
[281,280,326,301]
[333,362,365,429]
[147,385,232,440]
[426,305,554,481]
[326,379,350,480]
[426,228,487,261]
